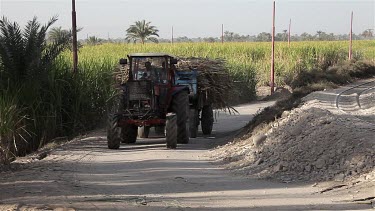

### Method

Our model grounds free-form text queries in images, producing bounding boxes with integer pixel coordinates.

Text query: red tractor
[107,53,190,149]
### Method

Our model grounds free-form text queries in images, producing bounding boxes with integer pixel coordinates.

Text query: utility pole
[270,1,275,94]
[288,18,291,47]
[172,26,174,44]
[72,0,78,73]
[349,11,353,60]
[222,24,224,44]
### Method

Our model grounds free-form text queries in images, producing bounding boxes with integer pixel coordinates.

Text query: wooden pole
[72,0,78,73]
[271,1,275,94]
[288,18,291,47]
[349,11,353,60]
[222,24,224,44]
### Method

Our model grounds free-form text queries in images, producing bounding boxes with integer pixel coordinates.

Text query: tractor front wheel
[171,91,189,144]
[107,115,122,149]
[166,114,177,149]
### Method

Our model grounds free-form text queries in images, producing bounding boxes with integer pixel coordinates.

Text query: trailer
[174,70,214,138]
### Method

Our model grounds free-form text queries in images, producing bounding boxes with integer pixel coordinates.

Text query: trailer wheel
[138,126,150,138]
[166,114,177,149]
[122,124,138,143]
[189,109,199,138]
[107,115,121,149]
[171,91,189,144]
[201,105,213,135]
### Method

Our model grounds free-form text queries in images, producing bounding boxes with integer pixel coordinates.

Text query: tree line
[159,29,374,43]
[48,19,374,45]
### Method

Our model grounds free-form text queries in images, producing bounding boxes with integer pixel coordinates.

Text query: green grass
[0,89,28,163]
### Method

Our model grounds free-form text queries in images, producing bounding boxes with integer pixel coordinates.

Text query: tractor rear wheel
[201,105,214,135]
[107,115,122,149]
[122,124,138,143]
[138,126,150,138]
[166,114,177,149]
[171,91,189,144]
[189,109,199,138]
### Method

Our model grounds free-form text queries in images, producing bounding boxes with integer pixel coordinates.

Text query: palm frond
[0,17,24,81]
[147,37,159,43]
[23,17,42,74]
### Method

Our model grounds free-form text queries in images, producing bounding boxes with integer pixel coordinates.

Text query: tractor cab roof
[127,53,176,58]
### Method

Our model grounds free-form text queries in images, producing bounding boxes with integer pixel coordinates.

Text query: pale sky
[0,0,374,39]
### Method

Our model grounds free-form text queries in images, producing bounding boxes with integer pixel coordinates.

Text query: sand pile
[212,99,375,182]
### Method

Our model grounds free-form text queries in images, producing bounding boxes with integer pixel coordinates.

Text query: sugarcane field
[0,1,375,210]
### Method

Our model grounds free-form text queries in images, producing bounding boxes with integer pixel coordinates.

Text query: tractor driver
[142,61,152,79]
[145,61,152,71]
[152,62,165,83]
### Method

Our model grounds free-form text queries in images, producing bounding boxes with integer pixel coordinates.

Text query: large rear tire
[201,105,214,135]
[122,124,138,143]
[189,109,199,138]
[166,114,177,149]
[171,91,189,144]
[107,115,121,149]
[138,126,150,138]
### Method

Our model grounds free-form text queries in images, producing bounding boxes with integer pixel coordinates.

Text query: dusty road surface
[0,100,372,210]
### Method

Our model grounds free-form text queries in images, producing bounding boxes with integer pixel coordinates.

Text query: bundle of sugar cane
[177,57,236,113]
[113,64,129,85]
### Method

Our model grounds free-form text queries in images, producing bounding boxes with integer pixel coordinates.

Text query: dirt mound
[212,99,375,182]
[257,86,292,101]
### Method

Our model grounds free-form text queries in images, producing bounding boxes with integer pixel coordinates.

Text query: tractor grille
[127,81,152,100]
[158,87,168,108]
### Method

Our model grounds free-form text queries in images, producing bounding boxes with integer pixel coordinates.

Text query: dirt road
[0,100,372,210]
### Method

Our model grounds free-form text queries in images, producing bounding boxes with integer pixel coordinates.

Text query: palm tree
[48,26,83,50]
[316,31,323,40]
[48,27,71,42]
[362,29,374,38]
[224,31,235,42]
[86,36,102,45]
[125,20,159,44]
[0,16,70,87]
